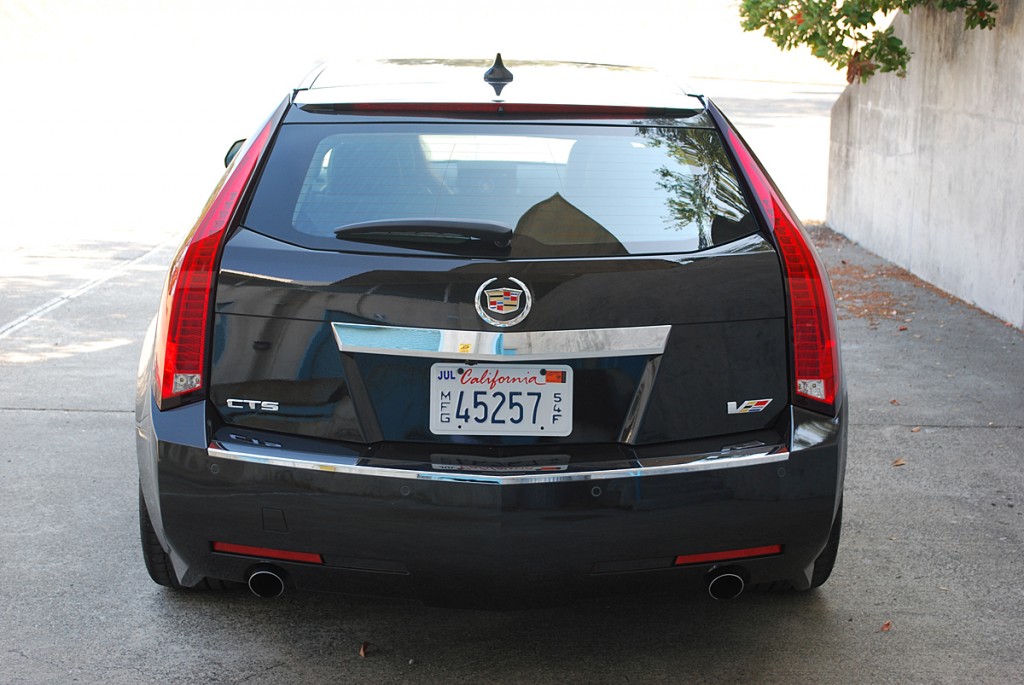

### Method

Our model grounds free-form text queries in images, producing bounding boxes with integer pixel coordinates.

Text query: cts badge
[226,398,279,412]
[727,399,772,414]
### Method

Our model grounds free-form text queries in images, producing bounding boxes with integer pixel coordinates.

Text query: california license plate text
[429,364,573,436]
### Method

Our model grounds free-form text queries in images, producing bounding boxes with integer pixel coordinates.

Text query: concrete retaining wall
[827,3,1024,328]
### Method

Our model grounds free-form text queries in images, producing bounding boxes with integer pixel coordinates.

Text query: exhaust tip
[247,566,286,599]
[707,570,745,601]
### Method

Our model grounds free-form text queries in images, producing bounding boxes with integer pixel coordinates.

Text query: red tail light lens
[725,128,841,413]
[154,118,275,410]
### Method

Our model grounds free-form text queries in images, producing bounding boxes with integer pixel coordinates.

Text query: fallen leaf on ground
[890,399,900,405]
[359,642,370,658]
[898,325,908,331]
[892,458,906,467]
[880,620,893,632]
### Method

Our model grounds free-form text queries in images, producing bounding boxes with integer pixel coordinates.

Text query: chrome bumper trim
[331,322,671,361]
[207,442,789,485]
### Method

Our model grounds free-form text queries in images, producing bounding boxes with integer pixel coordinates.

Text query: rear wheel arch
[138,483,236,591]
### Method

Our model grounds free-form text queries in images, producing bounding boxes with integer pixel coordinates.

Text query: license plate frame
[429,363,573,436]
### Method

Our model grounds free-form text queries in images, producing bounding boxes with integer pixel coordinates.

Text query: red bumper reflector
[212,542,323,565]
[674,544,783,566]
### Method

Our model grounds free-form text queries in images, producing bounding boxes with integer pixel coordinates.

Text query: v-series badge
[226,398,279,412]
[727,399,772,414]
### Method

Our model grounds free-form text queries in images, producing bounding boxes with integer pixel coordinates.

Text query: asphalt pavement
[1,208,1022,684]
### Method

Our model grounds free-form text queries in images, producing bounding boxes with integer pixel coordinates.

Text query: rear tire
[139,484,236,591]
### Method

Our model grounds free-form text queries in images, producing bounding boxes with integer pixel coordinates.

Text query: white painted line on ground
[0,242,171,340]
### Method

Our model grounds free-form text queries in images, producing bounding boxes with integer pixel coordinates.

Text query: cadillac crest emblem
[475,277,532,327]
[485,287,521,314]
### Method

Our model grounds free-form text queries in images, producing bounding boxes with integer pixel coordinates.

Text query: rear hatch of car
[208,108,790,455]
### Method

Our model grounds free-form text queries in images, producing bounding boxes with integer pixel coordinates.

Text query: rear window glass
[244,122,756,257]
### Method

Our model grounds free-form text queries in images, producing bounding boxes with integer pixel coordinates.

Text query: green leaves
[739,0,998,83]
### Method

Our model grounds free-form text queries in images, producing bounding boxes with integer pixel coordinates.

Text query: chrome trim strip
[618,356,661,444]
[331,323,671,361]
[208,442,788,485]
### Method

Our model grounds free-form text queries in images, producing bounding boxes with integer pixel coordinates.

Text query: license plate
[429,364,572,436]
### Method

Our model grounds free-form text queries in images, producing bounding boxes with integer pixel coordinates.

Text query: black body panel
[216,229,783,328]
[210,229,788,445]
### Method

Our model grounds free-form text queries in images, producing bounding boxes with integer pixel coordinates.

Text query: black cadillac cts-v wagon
[136,56,846,606]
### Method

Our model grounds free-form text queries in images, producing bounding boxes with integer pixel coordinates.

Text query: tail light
[723,126,841,415]
[154,115,277,410]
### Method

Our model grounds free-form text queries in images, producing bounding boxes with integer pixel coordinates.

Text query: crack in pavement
[0,407,133,414]
[0,241,170,340]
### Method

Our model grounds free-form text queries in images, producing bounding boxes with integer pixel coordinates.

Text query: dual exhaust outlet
[247,565,286,599]
[245,565,747,601]
[706,567,747,601]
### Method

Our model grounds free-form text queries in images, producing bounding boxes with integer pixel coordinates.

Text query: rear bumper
[138,398,846,607]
